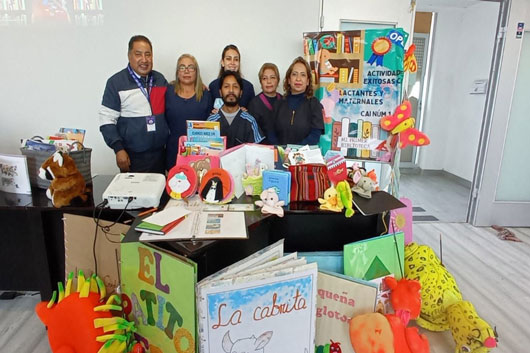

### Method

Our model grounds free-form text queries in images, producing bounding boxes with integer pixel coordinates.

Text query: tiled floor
[2,223,529,353]
[399,169,471,222]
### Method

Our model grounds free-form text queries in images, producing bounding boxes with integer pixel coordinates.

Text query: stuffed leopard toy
[404,243,498,353]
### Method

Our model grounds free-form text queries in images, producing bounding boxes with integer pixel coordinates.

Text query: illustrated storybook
[220,143,275,198]
[262,169,291,205]
[121,242,197,353]
[0,154,31,194]
[314,271,378,353]
[139,210,247,242]
[196,240,318,353]
[343,232,405,281]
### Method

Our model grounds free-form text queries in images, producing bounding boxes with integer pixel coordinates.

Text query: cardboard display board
[64,214,129,295]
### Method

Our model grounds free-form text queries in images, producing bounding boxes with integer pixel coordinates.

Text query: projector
[102,173,166,209]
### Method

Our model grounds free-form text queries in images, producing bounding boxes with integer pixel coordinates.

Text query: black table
[0,175,129,300]
[1,175,396,300]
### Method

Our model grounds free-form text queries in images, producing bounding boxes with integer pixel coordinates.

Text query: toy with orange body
[35,271,136,353]
[349,277,429,353]
[38,151,87,208]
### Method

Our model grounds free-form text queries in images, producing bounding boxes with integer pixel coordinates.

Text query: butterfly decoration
[380,100,430,149]
[404,44,418,73]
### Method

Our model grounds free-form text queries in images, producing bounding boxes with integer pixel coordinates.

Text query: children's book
[187,120,220,138]
[0,154,31,194]
[343,232,405,281]
[288,145,325,165]
[120,242,197,353]
[262,169,291,205]
[59,127,86,144]
[220,143,275,198]
[196,240,318,353]
[314,271,378,353]
[139,211,247,242]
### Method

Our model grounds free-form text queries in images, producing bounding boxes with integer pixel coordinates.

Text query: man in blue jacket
[99,35,168,173]
[207,71,264,148]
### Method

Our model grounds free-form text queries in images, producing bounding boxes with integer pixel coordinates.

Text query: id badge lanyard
[127,64,156,132]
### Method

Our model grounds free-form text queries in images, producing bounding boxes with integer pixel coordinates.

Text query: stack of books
[183,120,224,156]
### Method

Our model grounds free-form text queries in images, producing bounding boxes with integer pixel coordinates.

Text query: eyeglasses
[178,65,196,72]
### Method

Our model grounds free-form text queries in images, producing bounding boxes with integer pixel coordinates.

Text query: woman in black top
[247,63,281,143]
[272,57,324,145]
[208,44,255,108]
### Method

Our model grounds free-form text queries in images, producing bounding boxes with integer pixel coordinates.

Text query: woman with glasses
[165,53,213,170]
[209,44,255,109]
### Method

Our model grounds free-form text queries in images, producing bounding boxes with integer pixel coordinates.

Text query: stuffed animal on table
[255,188,284,217]
[405,243,498,353]
[349,277,429,353]
[38,151,87,208]
[336,180,354,217]
[35,271,137,353]
[351,168,376,199]
[318,186,343,212]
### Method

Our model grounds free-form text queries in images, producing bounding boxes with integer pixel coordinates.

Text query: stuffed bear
[38,151,87,208]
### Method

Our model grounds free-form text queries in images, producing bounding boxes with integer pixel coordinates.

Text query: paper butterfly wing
[380,101,413,132]
[399,128,430,149]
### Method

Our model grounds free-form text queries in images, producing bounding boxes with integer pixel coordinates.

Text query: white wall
[322,0,413,35]
[1,0,416,177]
[0,0,320,175]
[417,1,499,181]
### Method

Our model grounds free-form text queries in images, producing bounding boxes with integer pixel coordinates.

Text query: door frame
[467,0,530,226]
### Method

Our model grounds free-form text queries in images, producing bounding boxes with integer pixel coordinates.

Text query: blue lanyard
[127,64,153,102]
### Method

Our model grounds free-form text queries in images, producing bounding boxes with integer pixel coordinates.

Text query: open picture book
[196,240,318,353]
[138,196,248,242]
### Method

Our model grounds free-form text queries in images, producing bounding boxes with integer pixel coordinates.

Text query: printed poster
[121,242,197,353]
[304,29,409,160]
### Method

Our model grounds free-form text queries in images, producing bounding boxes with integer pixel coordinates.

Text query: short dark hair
[220,70,243,90]
[128,35,152,52]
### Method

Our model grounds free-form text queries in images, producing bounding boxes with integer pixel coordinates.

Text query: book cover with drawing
[220,143,275,198]
[262,169,291,205]
[343,232,405,281]
[0,154,31,194]
[314,271,378,353]
[120,242,197,353]
[139,211,247,242]
[197,240,318,353]
[59,128,86,144]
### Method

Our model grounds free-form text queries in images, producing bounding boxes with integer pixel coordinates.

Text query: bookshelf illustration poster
[304,28,408,160]
[120,242,197,353]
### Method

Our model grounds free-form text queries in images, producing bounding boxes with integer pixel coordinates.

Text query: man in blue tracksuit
[99,35,168,173]
[207,71,264,148]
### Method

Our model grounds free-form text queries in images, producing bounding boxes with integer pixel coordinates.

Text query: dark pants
[128,149,165,174]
